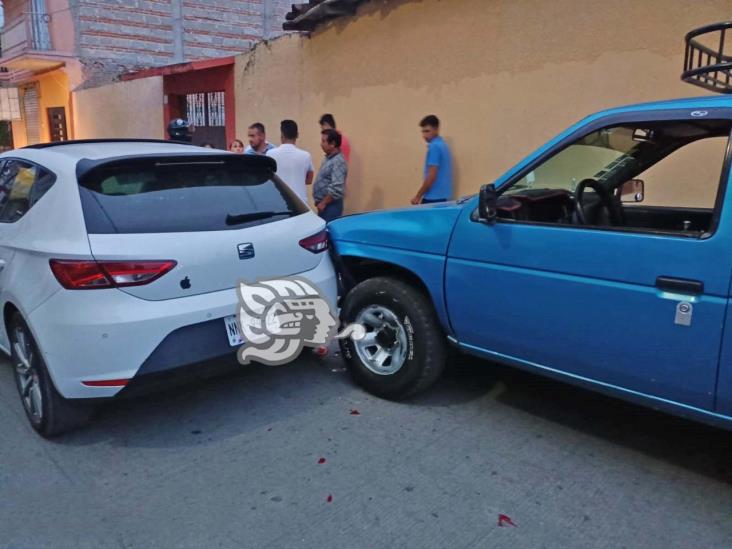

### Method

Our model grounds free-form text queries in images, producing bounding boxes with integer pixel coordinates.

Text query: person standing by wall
[229,139,245,153]
[319,114,351,163]
[266,119,314,204]
[411,115,453,205]
[245,123,275,155]
[313,129,347,222]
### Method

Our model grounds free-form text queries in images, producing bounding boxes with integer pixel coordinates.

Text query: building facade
[0,0,291,147]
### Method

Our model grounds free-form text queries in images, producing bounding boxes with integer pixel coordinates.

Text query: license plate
[224,315,244,347]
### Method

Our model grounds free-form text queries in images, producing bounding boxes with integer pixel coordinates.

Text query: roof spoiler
[75,153,277,181]
[23,138,200,150]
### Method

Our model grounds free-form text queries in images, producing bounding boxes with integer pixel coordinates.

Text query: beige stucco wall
[72,76,165,140]
[234,0,731,212]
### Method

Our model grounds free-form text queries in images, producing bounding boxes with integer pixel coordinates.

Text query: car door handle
[655,276,704,294]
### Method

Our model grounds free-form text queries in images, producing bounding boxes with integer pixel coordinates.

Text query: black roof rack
[23,138,199,150]
[682,21,732,94]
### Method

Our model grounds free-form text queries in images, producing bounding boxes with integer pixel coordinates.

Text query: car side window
[630,136,728,209]
[30,167,56,207]
[0,161,11,214]
[0,160,55,224]
[498,119,732,236]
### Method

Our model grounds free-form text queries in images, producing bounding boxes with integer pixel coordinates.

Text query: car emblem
[238,243,255,260]
[690,110,708,117]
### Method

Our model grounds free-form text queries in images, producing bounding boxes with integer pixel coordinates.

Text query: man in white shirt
[266,120,314,204]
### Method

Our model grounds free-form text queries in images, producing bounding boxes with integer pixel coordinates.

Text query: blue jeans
[421,198,448,204]
[318,199,344,222]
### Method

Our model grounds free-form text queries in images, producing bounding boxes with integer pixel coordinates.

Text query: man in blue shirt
[411,115,453,205]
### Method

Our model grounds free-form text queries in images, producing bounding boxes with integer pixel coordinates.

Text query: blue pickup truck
[328,95,732,429]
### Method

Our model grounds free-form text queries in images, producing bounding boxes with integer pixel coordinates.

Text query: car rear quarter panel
[0,152,91,350]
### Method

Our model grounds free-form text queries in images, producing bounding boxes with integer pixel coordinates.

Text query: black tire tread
[341,276,446,400]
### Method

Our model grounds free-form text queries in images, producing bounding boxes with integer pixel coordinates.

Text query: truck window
[500,119,732,235]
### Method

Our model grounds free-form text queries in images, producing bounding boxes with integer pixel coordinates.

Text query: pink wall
[46,0,75,54]
[2,0,75,53]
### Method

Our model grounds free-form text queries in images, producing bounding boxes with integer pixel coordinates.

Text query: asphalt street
[1,346,731,549]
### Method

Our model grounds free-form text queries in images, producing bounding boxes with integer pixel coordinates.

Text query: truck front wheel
[339,277,446,400]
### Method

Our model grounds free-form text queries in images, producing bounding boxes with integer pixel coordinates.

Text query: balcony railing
[0,0,53,63]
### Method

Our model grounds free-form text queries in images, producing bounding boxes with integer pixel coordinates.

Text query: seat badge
[674,302,693,327]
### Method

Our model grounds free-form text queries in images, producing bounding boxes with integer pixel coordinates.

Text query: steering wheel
[574,178,623,226]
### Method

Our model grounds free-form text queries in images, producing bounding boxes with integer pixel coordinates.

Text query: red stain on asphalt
[318,457,326,464]
[498,514,517,527]
[349,409,361,415]
[326,495,333,503]
[314,346,329,357]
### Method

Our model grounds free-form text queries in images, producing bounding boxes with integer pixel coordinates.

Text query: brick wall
[266,0,292,39]
[73,0,292,87]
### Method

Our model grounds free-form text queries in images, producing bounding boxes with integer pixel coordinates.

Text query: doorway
[183,91,226,149]
[47,107,68,142]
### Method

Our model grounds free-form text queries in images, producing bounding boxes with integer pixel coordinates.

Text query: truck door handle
[655,276,704,294]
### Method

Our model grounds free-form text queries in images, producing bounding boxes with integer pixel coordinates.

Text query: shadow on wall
[328,0,427,35]
[443,135,461,199]
[363,186,385,212]
[344,146,387,213]
[307,0,712,105]
[343,132,462,212]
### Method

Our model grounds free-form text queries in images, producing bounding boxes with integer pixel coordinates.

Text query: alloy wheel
[12,325,43,424]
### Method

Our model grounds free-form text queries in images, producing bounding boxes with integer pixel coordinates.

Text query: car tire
[339,277,446,400]
[8,313,92,437]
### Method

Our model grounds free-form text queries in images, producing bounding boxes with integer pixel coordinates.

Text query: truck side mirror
[478,184,497,224]
[619,179,644,203]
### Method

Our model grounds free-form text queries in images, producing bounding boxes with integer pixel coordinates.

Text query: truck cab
[329,95,732,429]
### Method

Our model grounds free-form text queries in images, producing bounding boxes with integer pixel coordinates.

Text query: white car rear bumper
[29,255,337,399]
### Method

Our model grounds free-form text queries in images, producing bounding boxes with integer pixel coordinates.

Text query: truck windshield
[506,127,641,195]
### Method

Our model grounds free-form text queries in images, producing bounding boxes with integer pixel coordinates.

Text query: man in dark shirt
[313,129,348,222]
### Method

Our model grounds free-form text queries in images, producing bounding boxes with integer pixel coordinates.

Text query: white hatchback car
[0,139,336,436]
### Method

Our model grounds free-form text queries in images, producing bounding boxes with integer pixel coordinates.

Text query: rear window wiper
[226,211,294,225]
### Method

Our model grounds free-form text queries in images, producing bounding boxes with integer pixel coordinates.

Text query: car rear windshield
[77,156,308,234]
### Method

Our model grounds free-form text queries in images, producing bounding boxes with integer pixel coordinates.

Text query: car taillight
[49,260,177,290]
[299,230,329,253]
